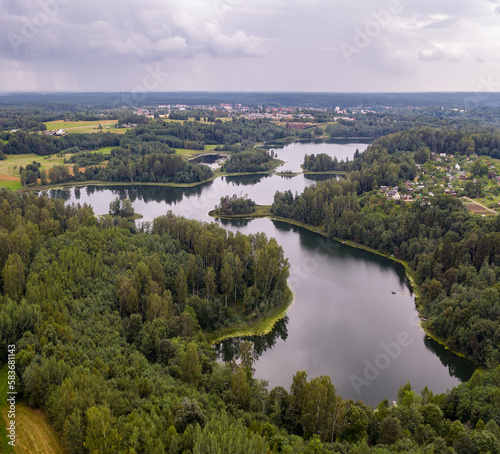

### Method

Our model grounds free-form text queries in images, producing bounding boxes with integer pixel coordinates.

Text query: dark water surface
[52,142,474,406]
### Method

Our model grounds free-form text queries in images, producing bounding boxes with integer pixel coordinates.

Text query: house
[387,190,400,200]
[380,186,389,192]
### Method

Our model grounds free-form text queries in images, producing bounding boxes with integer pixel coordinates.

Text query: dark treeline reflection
[303,174,341,183]
[215,316,289,363]
[224,174,270,186]
[423,335,475,383]
[64,183,212,205]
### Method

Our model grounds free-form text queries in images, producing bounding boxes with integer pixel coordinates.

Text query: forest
[3,102,500,452]
[1,188,500,452]
[1,189,499,453]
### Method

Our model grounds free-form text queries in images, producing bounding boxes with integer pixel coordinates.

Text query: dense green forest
[1,189,500,452]
[222,149,277,173]
[0,118,295,157]
[215,195,257,216]
[3,101,500,452]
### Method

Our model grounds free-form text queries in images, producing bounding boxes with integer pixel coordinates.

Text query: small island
[212,194,256,216]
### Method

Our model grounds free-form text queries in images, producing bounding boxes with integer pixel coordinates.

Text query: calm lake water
[49,141,474,406]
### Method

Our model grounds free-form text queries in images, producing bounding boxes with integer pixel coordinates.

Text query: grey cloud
[0,0,268,62]
[417,49,446,61]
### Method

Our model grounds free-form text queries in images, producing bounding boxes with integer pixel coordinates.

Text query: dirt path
[0,174,20,181]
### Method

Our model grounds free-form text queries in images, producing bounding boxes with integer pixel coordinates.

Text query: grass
[0,153,78,190]
[208,290,294,344]
[43,120,120,134]
[174,144,219,157]
[1,365,67,454]
[0,180,22,190]
[0,153,69,178]
[6,404,67,454]
[209,205,272,219]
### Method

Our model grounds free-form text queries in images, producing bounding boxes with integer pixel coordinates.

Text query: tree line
[1,189,500,452]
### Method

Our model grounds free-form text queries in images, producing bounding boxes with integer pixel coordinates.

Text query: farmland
[43,120,128,134]
[0,153,72,189]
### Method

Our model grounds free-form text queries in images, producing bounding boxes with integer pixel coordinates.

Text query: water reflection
[214,316,290,363]
[423,336,476,382]
[224,174,270,186]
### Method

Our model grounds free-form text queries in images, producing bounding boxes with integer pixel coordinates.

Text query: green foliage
[216,194,256,216]
[223,149,275,173]
[193,410,268,454]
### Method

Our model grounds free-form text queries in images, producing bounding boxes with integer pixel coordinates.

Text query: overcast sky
[1,0,500,93]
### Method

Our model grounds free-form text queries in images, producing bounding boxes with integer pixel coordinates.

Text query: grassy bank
[208,290,294,344]
[209,205,272,219]
[302,170,348,176]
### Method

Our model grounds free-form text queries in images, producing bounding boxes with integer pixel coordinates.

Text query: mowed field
[43,120,128,134]
[1,366,67,454]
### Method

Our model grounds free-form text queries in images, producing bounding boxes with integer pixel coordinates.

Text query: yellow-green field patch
[43,120,121,134]
[1,403,67,454]
[0,179,22,190]
[0,153,69,178]
[174,144,220,157]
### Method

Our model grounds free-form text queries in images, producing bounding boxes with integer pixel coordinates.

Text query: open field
[2,405,67,454]
[462,197,498,215]
[174,144,219,156]
[1,366,66,454]
[0,179,22,190]
[0,153,69,177]
[0,153,74,189]
[43,120,127,134]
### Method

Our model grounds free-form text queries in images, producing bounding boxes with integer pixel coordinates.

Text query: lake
[49,141,475,406]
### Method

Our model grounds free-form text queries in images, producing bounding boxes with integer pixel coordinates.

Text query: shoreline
[209,208,476,365]
[208,290,295,344]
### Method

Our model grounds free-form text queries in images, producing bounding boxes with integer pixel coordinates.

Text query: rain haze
[1,0,500,92]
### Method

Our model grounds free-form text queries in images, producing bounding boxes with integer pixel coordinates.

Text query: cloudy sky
[1,0,500,93]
